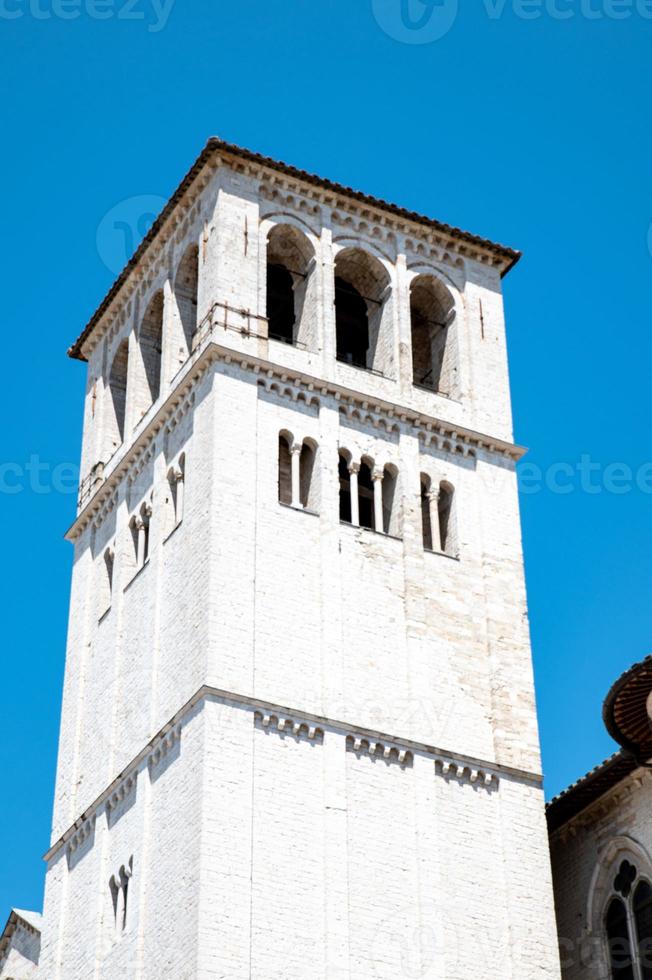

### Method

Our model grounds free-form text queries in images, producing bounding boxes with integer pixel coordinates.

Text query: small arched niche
[266,224,316,349]
[334,248,393,376]
[410,274,457,397]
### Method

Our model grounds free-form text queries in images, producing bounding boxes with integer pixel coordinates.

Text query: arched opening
[438,482,456,556]
[410,274,457,396]
[139,291,164,410]
[382,465,399,536]
[300,440,318,511]
[334,248,392,375]
[420,474,433,551]
[634,881,652,979]
[358,458,375,531]
[339,451,352,523]
[107,340,129,450]
[278,433,292,505]
[266,224,315,347]
[174,244,199,358]
[606,897,635,979]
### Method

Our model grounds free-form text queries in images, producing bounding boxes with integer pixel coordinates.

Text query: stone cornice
[68,339,525,541]
[44,684,543,863]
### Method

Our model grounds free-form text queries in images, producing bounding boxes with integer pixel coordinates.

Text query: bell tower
[39,139,562,979]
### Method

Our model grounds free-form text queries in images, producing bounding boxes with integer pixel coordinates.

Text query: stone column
[173,467,185,523]
[348,462,360,527]
[372,468,384,534]
[428,487,442,552]
[290,443,303,509]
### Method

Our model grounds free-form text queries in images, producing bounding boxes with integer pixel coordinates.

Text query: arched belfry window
[174,244,199,359]
[604,860,652,980]
[335,276,368,367]
[334,248,392,376]
[107,339,129,450]
[410,274,457,396]
[266,224,315,347]
[137,291,164,417]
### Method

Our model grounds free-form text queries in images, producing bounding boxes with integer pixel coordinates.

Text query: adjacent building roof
[603,654,652,760]
[546,751,638,834]
[0,908,42,965]
[68,137,522,362]
[547,653,652,833]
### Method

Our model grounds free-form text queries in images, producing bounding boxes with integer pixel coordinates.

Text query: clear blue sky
[1,0,651,919]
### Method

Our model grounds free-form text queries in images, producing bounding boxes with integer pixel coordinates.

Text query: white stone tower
[39,139,562,979]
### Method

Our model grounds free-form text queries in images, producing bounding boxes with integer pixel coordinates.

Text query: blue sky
[1,0,651,918]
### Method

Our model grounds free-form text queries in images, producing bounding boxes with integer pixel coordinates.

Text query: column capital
[290,442,303,457]
[348,462,360,476]
[372,467,385,483]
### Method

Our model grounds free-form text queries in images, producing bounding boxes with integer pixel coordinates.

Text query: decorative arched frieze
[346,735,413,768]
[66,815,96,858]
[434,757,498,790]
[106,774,138,814]
[148,723,182,772]
[255,711,324,743]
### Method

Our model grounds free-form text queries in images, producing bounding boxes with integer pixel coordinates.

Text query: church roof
[602,653,652,760]
[67,137,522,362]
[546,654,652,833]
[0,908,42,965]
[545,750,638,833]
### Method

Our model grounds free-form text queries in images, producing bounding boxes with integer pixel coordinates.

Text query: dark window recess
[335,277,368,368]
[267,264,295,343]
[339,455,352,524]
[438,486,453,553]
[606,897,635,980]
[278,435,292,505]
[421,479,433,551]
[358,462,374,530]
[635,881,652,980]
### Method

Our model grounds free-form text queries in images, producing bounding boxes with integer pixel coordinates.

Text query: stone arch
[264,221,318,349]
[135,291,164,420]
[334,246,394,376]
[278,429,294,505]
[173,243,199,361]
[106,339,129,453]
[589,837,652,938]
[409,272,458,397]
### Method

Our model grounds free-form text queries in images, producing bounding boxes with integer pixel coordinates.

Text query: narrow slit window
[358,461,374,531]
[339,453,352,524]
[278,434,292,505]
[421,477,433,551]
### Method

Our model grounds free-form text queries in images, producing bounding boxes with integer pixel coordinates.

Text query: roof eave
[68,137,522,363]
